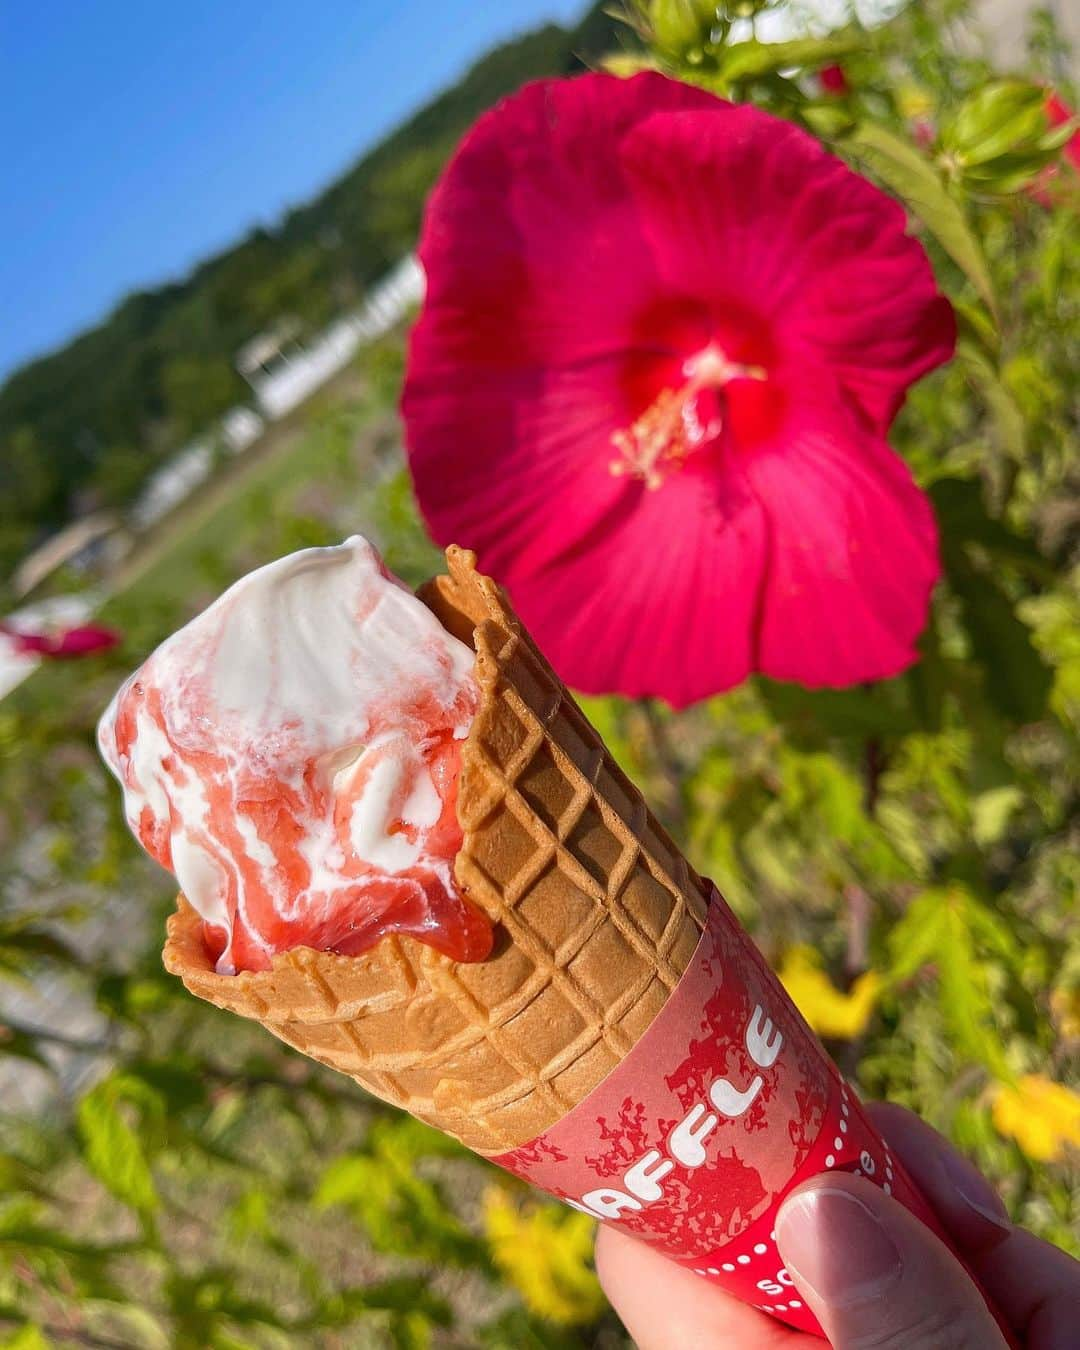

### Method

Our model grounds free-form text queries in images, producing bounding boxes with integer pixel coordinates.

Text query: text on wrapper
[569,1003,783,1221]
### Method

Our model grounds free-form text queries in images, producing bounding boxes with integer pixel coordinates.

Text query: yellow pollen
[610,345,766,489]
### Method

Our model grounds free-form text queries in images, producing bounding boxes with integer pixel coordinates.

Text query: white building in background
[235,254,424,421]
[123,254,425,534]
[220,405,264,455]
[130,439,214,529]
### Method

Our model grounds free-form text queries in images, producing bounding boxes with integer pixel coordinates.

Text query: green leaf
[364,1278,452,1325]
[389,1312,434,1350]
[125,1058,209,1115]
[316,1146,487,1268]
[478,1307,588,1350]
[722,32,863,82]
[758,680,916,744]
[0,915,82,975]
[948,554,1053,723]
[77,1078,160,1215]
[0,1027,52,1071]
[905,615,946,733]
[971,785,1024,846]
[929,478,1048,577]
[888,887,1011,1077]
[840,120,996,318]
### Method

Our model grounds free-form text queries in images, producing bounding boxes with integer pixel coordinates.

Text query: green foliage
[77,1074,161,1218]
[940,80,1078,195]
[1,1,1078,1345]
[315,1118,488,1269]
[838,119,998,318]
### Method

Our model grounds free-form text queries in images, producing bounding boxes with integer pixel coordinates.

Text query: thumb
[775,1174,1008,1349]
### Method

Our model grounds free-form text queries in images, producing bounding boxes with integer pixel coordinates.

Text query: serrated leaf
[77,1080,159,1214]
[841,121,996,318]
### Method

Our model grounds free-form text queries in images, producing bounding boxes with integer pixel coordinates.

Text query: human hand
[596,1102,1080,1348]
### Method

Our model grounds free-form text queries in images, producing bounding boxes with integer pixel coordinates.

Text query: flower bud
[648,0,717,58]
[941,79,1078,196]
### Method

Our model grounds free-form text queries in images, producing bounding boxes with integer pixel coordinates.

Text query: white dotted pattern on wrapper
[688,1082,896,1325]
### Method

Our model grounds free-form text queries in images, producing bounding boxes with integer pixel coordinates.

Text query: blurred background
[1,2,1077,1346]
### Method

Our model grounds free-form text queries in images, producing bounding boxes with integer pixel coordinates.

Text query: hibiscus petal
[743,385,940,686]
[618,92,956,431]
[406,356,632,579]
[504,464,767,707]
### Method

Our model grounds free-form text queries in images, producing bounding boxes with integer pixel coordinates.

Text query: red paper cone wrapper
[492,886,1016,1343]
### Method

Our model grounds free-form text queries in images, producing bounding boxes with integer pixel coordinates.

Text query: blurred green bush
[1,3,1077,1345]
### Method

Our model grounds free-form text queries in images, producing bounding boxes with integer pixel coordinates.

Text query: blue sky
[2,0,585,381]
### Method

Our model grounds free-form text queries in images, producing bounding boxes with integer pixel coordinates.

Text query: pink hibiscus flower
[402,73,955,707]
[0,620,120,660]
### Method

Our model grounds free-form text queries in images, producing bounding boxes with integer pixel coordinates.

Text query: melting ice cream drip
[97,536,490,974]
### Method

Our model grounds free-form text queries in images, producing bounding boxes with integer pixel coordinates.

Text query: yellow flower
[991,1075,1080,1162]
[778,946,881,1041]
[483,1187,606,1326]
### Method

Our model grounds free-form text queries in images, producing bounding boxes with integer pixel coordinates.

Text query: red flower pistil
[610,344,766,489]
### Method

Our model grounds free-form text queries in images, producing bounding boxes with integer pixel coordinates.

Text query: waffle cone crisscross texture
[164,547,710,1152]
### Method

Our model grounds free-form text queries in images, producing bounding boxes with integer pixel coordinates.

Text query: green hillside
[0,4,628,583]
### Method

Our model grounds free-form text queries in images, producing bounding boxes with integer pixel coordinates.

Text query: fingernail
[776,1189,902,1307]
[938,1149,1012,1232]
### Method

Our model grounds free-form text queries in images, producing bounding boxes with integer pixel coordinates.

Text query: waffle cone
[163,547,709,1152]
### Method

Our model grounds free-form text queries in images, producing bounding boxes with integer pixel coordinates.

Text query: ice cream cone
[164,546,709,1153]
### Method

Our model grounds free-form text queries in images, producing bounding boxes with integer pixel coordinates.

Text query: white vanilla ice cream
[97,536,487,973]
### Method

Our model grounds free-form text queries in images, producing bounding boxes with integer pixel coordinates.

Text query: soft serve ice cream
[98,536,490,974]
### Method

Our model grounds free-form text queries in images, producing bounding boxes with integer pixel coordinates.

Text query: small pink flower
[0,621,120,660]
[403,74,955,707]
[819,64,849,96]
